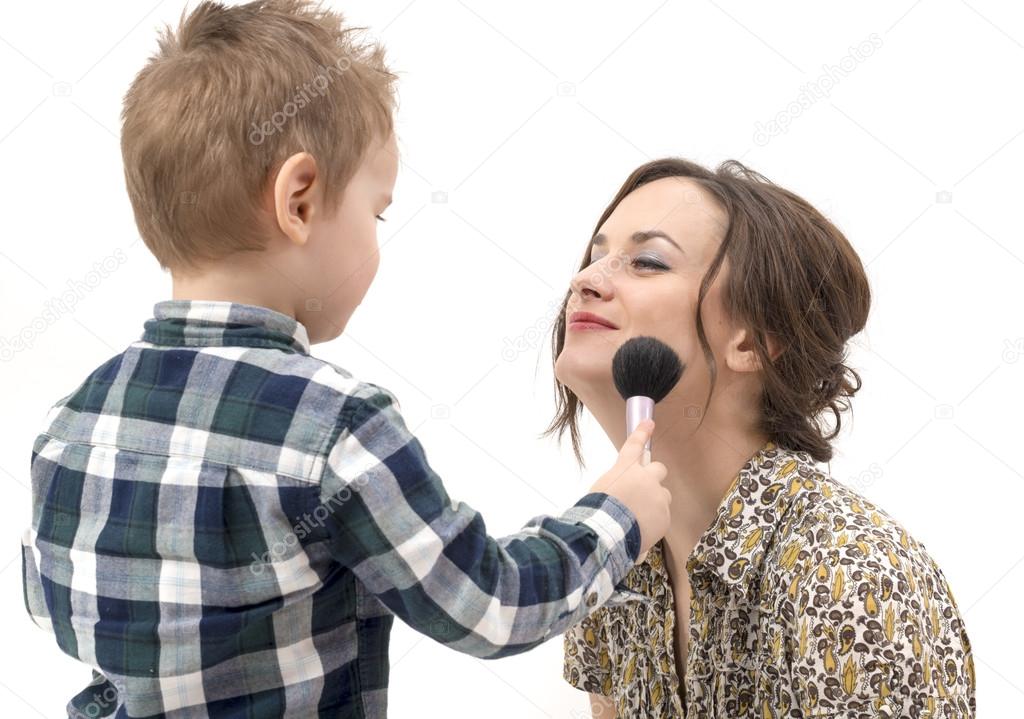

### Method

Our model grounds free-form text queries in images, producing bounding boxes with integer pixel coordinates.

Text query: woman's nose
[570,257,616,301]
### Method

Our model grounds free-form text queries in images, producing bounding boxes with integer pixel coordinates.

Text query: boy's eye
[375,214,387,222]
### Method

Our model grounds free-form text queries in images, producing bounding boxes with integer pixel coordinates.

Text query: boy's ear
[272,151,319,246]
[724,326,784,373]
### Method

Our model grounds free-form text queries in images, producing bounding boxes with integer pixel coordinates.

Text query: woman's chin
[555,355,611,394]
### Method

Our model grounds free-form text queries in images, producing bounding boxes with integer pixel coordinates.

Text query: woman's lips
[568,311,618,331]
[568,320,617,331]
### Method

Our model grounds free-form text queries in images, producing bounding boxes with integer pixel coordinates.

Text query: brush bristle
[612,336,685,403]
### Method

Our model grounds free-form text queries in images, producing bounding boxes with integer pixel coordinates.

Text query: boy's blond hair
[121,0,397,273]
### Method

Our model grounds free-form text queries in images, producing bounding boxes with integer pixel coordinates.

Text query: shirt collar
[141,299,311,355]
[685,440,819,600]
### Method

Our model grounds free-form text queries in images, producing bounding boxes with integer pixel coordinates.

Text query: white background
[2,0,1022,716]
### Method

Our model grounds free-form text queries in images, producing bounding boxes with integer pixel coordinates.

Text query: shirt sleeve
[21,526,53,633]
[563,607,615,696]
[315,384,642,659]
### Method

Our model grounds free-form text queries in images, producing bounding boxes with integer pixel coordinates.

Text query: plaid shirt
[21,299,642,719]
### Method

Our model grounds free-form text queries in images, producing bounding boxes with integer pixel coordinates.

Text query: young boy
[20,2,671,717]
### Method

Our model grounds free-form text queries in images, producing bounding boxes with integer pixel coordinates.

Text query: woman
[552,158,975,718]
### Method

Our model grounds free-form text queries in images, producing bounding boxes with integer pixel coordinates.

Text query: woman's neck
[654,426,769,552]
[589,392,769,557]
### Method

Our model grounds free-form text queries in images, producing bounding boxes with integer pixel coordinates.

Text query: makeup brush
[612,336,684,565]
[612,336,685,465]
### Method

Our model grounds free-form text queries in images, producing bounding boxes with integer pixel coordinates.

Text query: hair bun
[810,360,862,417]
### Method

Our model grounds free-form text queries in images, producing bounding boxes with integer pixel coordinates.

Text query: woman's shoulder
[772,465,963,615]
[761,457,976,716]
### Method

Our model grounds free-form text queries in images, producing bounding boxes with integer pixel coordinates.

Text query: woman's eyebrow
[591,230,682,252]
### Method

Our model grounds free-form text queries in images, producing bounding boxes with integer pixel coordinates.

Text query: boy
[20,2,671,717]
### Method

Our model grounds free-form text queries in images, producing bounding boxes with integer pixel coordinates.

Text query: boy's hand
[588,420,670,564]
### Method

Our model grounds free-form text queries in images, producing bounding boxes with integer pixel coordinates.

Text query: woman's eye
[375,214,387,222]
[632,256,668,271]
[583,254,668,270]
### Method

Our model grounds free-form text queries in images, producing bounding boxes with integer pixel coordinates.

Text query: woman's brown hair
[544,158,871,465]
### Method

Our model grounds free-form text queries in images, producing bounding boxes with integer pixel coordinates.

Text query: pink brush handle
[625,395,654,464]
[626,395,655,564]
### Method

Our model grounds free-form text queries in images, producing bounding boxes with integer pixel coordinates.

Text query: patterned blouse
[563,440,976,718]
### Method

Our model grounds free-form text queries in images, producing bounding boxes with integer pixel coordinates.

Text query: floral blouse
[563,440,976,718]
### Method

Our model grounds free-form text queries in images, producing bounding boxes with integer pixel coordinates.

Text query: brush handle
[625,396,655,460]
[626,395,655,564]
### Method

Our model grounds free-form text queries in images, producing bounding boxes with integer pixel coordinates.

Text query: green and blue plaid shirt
[21,299,642,718]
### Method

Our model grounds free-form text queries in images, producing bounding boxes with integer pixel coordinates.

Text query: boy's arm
[315,386,641,659]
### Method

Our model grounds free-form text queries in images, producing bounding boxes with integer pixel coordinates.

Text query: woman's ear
[724,326,783,373]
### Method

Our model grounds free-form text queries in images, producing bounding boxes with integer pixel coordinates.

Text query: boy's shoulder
[307,356,402,423]
[37,342,401,484]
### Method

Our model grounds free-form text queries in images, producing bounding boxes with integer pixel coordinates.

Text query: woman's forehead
[597,177,727,253]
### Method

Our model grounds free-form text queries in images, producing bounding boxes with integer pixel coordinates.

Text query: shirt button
[585,591,598,607]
